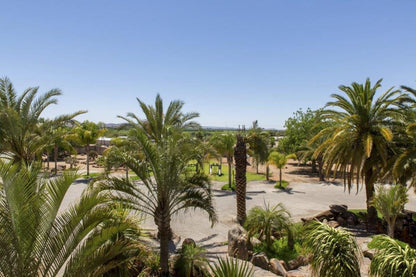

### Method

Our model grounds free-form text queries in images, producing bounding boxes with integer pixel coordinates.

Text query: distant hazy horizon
[1,1,415,129]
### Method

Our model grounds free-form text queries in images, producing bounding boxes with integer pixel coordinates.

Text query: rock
[363,249,374,260]
[327,220,340,228]
[251,252,269,270]
[336,216,347,227]
[345,211,359,226]
[182,238,196,249]
[269,258,287,276]
[287,273,306,277]
[287,255,309,270]
[301,210,334,223]
[329,204,348,215]
[250,237,261,247]
[228,225,252,260]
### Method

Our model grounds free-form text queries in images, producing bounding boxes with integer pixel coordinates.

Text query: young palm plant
[304,221,362,277]
[99,95,217,276]
[268,152,295,188]
[210,132,236,188]
[369,235,416,277]
[371,184,408,237]
[245,202,292,250]
[209,257,254,277]
[0,161,144,277]
[175,244,208,277]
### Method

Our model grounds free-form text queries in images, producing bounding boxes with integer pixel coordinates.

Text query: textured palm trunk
[227,156,232,189]
[365,169,377,228]
[279,168,282,187]
[86,144,90,176]
[156,206,171,277]
[266,165,270,181]
[54,144,58,175]
[234,134,247,225]
[318,157,325,181]
[387,220,395,238]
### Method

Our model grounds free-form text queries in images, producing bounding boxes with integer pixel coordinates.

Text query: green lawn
[274,180,289,189]
[202,162,265,183]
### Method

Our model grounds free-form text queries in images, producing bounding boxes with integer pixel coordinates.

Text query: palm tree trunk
[387,221,395,238]
[86,144,90,176]
[256,159,259,174]
[54,144,58,175]
[125,166,128,180]
[365,170,377,228]
[266,165,270,181]
[234,134,247,225]
[227,156,232,189]
[46,151,50,169]
[158,217,171,276]
[318,158,325,181]
[279,168,282,187]
[311,159,317,173]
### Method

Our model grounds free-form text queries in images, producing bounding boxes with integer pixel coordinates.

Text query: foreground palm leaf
[304,221,362,277]
[369,235,416,277]
[209,257,254,277]
[0,161,143,277]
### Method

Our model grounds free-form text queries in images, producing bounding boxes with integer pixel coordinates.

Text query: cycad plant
[371,184,408,237]
[304,221,362,277]
[245,202,293,250]
[369,235,416,277]
[209,257,254,277]
[0,161,143,277]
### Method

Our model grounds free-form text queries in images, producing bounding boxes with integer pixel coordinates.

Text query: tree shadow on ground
[272,188,305,195]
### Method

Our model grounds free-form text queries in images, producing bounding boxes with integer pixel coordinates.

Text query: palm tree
[246,121,269,174]
[245,202,293,250]
[0,77,85,164]
[118,93,200,143]
[210,132,236,188]
[72,121,105,176]
[234,134,247,224]
[311,78,408,226]
[369,235,416,277]
[98,95,217,276]
[0,161,144,277]
[393,123,416,187]
[209,257,254,277]
[268,152,295,188]
[304,221,362,277]
[371,184,408,238]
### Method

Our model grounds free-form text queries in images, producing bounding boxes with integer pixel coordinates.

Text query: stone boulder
[287,255,309,270]
[251,252,269,270]
[301,210,334,223]
[228,225,252,260]
[182,238,196,249]
[269,258,287,276]
[330,204,348,215]
[327,220,340,228]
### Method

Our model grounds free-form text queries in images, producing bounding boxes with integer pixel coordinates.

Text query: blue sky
[1,1,415,129]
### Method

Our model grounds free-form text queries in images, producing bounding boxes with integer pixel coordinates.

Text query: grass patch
[349,209,383,220]
[274,180,289,189]
[221,183,236,191]
[202,162,265,183]
[82,172,103,179]
[253,238,303,263]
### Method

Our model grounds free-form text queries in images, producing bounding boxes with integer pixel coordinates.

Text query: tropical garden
[1,75,416,276]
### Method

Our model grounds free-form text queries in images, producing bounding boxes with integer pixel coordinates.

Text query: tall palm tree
[311,78,407,225]
[371,184,408,238]
[72,121,105,176]
[268,152,295,188]
[0,161,144,277]
[99,95,217,276]
[210,132,236,188]
[0,77,85,164]
[369,235,416,277]
[118,93,200,143]
[246,121,269,174]
[234,134,247,224]
[245,203,293,250]
[304,221,362,277]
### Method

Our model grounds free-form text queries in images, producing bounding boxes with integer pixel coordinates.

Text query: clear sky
[1,1,415,129]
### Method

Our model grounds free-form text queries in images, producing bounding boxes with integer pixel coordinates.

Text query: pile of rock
[228,225,308,276]
[301,204,359,227]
